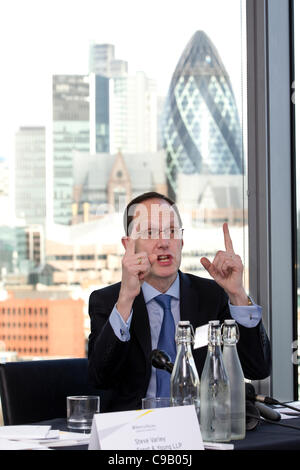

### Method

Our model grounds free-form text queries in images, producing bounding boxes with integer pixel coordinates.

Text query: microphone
[246,383,300,413]
[245,384,281,422]
[254,402,281,422]
[151,349,174,373]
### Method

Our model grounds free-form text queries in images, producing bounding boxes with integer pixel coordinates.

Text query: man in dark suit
[88,192,271,412]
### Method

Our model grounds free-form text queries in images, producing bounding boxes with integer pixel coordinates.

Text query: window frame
[247,0,297,400]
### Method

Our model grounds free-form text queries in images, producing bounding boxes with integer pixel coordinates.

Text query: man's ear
[121,236,128,250]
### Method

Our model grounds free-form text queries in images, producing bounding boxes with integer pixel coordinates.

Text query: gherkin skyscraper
[162,31,243,200]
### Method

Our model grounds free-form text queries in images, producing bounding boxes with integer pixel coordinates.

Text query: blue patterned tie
[155,294,176,397]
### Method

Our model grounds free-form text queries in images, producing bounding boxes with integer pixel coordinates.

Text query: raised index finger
[223,223,234,253]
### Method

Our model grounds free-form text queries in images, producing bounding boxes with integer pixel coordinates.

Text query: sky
[0,0,245,161]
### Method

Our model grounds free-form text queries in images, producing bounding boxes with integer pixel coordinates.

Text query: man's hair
[123,191,182,236]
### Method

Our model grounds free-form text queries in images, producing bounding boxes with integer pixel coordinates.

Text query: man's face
[127,198,183,287]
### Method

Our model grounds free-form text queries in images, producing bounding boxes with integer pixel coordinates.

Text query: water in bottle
[200,320,231,442]
[222,319,246,440]
[170,321,200,413]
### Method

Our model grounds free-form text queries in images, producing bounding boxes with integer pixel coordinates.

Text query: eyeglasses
[135,227,184,240]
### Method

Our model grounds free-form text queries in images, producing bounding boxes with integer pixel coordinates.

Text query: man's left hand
[200,223,249,306]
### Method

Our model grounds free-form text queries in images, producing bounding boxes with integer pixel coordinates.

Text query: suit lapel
[179,271,200,330]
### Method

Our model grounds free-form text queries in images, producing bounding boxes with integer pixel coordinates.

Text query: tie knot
[155,294,172,311]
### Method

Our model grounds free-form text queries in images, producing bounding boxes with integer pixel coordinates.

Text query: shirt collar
[142,273,180,304]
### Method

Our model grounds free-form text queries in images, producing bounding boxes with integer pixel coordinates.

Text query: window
[0,0,247,361]
[247,0,296,400]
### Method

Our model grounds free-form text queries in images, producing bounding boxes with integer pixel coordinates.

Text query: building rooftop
[73,151,166,200]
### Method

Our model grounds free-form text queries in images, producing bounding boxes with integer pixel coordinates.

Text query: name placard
[88,405,204,450]
[194,324,209,349]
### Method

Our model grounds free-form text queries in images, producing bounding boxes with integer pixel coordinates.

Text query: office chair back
[0,358,99,425]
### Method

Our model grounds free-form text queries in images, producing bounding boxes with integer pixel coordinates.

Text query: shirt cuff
[109,304,133,341]
[228,298,262,328]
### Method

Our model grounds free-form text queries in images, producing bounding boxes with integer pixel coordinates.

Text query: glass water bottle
[170,321,200,408]
[222,319,246,440]
[200,320,231,442]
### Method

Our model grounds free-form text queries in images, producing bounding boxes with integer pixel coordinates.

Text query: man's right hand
[116,237,156,321]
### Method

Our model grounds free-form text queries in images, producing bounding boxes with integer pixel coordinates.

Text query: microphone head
[151,349,173,373]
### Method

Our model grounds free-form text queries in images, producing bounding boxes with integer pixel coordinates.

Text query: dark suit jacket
[88,271,271,412]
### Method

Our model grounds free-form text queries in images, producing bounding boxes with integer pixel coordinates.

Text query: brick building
[0,294,85,358]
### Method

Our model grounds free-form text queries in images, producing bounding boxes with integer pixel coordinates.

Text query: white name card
[194,324,209,350]
[88,405,204,450]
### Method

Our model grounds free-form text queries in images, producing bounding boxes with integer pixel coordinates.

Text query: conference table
[37,415,300,451]
[233,416,300,450]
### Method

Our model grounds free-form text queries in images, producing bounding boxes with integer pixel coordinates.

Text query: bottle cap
[224,319,236,325]
[175,321,194,343]
[208,320,220,326]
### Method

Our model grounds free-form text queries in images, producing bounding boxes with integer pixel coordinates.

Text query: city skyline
[0,0,245,161]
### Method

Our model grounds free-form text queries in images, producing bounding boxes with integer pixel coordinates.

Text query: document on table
[0,425,55,440]
[0,438,50,450]
[274,401,300,419]
[44,431,90,447]
[0,425,90,449]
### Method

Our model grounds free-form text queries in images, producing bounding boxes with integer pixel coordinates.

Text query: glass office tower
[89,74,110,153]
[110,72,158,154]
[53,73,112,224]
[52,75,90,225]
[89,43,128,78]
[162,30,243,199]
[15,127,46,225]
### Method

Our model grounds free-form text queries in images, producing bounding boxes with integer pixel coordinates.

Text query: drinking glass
[141,397,171,409]
[66,395,100,433]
